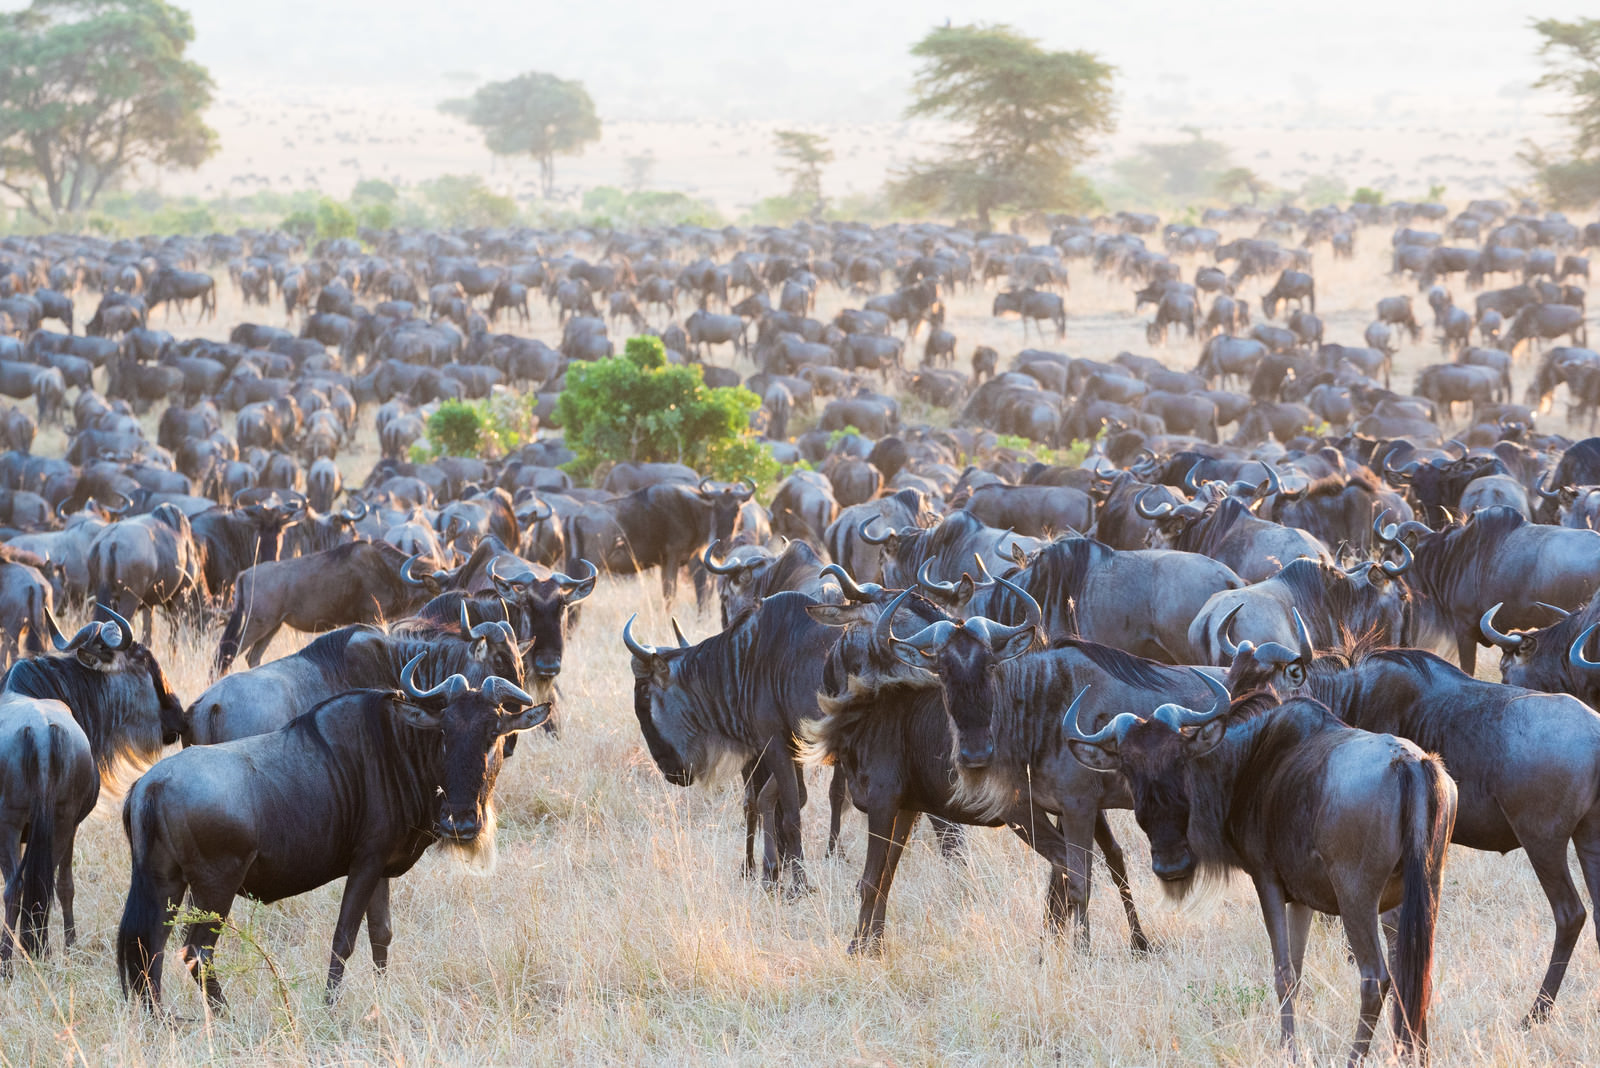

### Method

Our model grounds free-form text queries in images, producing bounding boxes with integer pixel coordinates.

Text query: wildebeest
[1065,674,1454,1064]
[1261,270,1315,318]
[992,288,1066,338]
[1233,628,1600,1025]
[117,663,547,1009]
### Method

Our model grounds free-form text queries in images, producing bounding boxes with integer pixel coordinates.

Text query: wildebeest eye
[1522,639,1537,654]
[1285,664,1306,684]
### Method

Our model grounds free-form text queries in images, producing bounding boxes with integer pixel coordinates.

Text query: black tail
[215,589,245,674]
[14,726,59,957]
[1391,756,1454,1058]
[116,791,169,1004]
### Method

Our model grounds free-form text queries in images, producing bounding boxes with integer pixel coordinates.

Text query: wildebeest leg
[1094,812,1149,953]
[769,753,810,894]
[326,864,383,1001]
[1520,835,1589,1024]
[739,757,767,878]
[1251,874,1300,1054]
[140,604,154,646]
[180,882,238,1010]
[55,823,79,948]
[0,829,20,968]
[930,816,966,859]
[366,878,393,972]
[753,770,781,888]
[244,624,282,669]
[826,766,848,857]
[1286,901,1313,982]
[849,806,918,956]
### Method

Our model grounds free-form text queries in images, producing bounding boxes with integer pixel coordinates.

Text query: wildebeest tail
[1391,754,1455,1057]
[215,587,246,674]
[22,583,43,655]
[14,724,60,956]
[116,787,168,1001]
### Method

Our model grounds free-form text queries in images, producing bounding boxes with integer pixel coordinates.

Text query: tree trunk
[540,154,554,199]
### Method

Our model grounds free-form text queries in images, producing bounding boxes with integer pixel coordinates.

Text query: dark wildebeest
[117,664,547,1010]
[1502,303,1588,354]
[803,585,1154,955]
[957,482,1092,537]
[1375,507,1600,674]
[0,604,182,964]
[86,503,202,642]
[1234,625,1600,1025]
[1138,482,1332,583]
[215,544,461,671]
[565,482,719,604]
[992,289,1066,338]
[701,539,834,629]
[1261,270,1315,318]
[1065,674,1454,1064]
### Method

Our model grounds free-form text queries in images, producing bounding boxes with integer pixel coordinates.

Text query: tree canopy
[1111,127,1234,205]
[889,23,1115,228]
[1526,17,1600,206]
[773,129,833,217]
[0,0,217,220]
[441,72,600,199]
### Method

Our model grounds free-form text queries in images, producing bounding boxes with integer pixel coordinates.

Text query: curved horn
[459,599,473,634]
[858,516,893,545]
[1379,536,1413,576]
[400,552,429,586]
[963,570,1043,651]
[482,676,538,708]
[517,497,553,522]
[99,604,132,650]
[1255,464,1282,499]
[1373,507,1397,545]
[1290,607,1312,663]
[821,562,876,603]
[400,652,467,701]
[872,587,917,651]
[621,613,658,662]
[670,617,690,649]
[43,605,96,652]
[1537,601,1573,619]
[1062,686,1140,748]
[471,619,515,644]
[102,491,129,516]
[1570,623,1600,671]
[1183,462,1202,493]
[701,542,743,575]
[1218,603,1244,658]
[734,476,756,501]
[339,496,369,522]
[916,556,957,595]
[54,496,74,522]
[1135,486,1174,518]
[697,476,717,495]
[1537,473,1563,501]
[1152,669,1234,730]
[554,559,599,603]
[1478,602,1524,650]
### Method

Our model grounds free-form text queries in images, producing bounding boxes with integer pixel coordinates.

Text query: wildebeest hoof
[846,936,884,958]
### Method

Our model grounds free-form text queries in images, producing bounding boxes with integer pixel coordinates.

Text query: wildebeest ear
[805,603,872,627]
[394,700,444,731]
[1185,717,1227,758]
[499,703,553,735]
[1067,741,1119,773]
[994,627,1034,662]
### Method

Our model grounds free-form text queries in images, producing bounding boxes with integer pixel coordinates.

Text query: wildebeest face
[628,656,706,786]
[932,631,1000,769]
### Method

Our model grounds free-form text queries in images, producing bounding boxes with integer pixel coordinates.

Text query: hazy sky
[157,1,1590,126]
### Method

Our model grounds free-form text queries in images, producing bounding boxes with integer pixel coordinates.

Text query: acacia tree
[0,0,216,220]
[773,129,833,217]
[441,72,600,199]
[890,23,1115,229]
[1525,17,1600,206]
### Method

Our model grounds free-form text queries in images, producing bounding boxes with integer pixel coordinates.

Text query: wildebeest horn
[670,617,690,649]
[235,487,269,508]
[822,563,878,603]
[1537,601,1572,619]
[1290,607,1312,662]
[482,676,539,709]
[400,552,430,586]
[1183,462,1202,493]
[43,604,98,652]
[54,496,74,521]
[702,542,743,575]
[96,603,134,650]
[1446,439,1468,458]
[1570,623,1600,671]
[103,491,129,516]
[517,497,553,522]
[1478,602,1523,650]
[1536,474,1563,501]
[915,556,956,595]
[487,556,535,590]
[1151,669,1233,730]
[554,559,598,603]
[858,516,893,545]
[1218,603,1244,658]
[873,587,919,651]
[1255,465,1282,499]
[1092,457,1118,481]
[400,652,470,701]
[458,600,473,633]
[697,476,717,494]
[339,496,369,522]
[1378,537,1413,577]
[1063,686,1139,748]
[280,489,308,515]
[1382,453,1419,485]
[966,571,1042,649]
[1135,486,1174,518]
[471,619,515,644]
[734,477,756,500]
[621,614,659,662]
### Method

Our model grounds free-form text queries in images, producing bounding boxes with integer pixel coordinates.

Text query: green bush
[416,394,540,461]
[315,197,357,239]
[357,201,394,230]
[557,336,775,487]
[1352,187,1384,206]
[427,399,489,457]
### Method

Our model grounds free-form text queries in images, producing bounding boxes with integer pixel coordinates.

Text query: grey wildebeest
[1232,625,1600,1025]
[1064,674,1455,1064]
[0,604,183,964]
[117,663,547,1010]
[992,288,1066,338]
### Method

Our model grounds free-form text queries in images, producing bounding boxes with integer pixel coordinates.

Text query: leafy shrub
[315,197,356,239]
[426,399,490,457]
[417,394,540,460]
[557,336,775,487]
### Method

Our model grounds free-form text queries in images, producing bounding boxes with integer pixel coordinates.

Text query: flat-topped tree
[442,72,601,200]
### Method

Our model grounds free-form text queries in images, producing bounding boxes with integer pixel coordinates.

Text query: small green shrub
[427,399,489,457]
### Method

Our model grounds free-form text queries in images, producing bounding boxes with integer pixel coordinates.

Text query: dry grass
[3,234,1599,1065]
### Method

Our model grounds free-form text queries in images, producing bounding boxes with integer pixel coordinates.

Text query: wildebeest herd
[0,198,1598,1062]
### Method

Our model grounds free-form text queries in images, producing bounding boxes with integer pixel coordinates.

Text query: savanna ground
[4,229,1600,1066]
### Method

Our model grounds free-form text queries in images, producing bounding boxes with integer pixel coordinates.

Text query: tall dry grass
[1,231,1597,1065]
